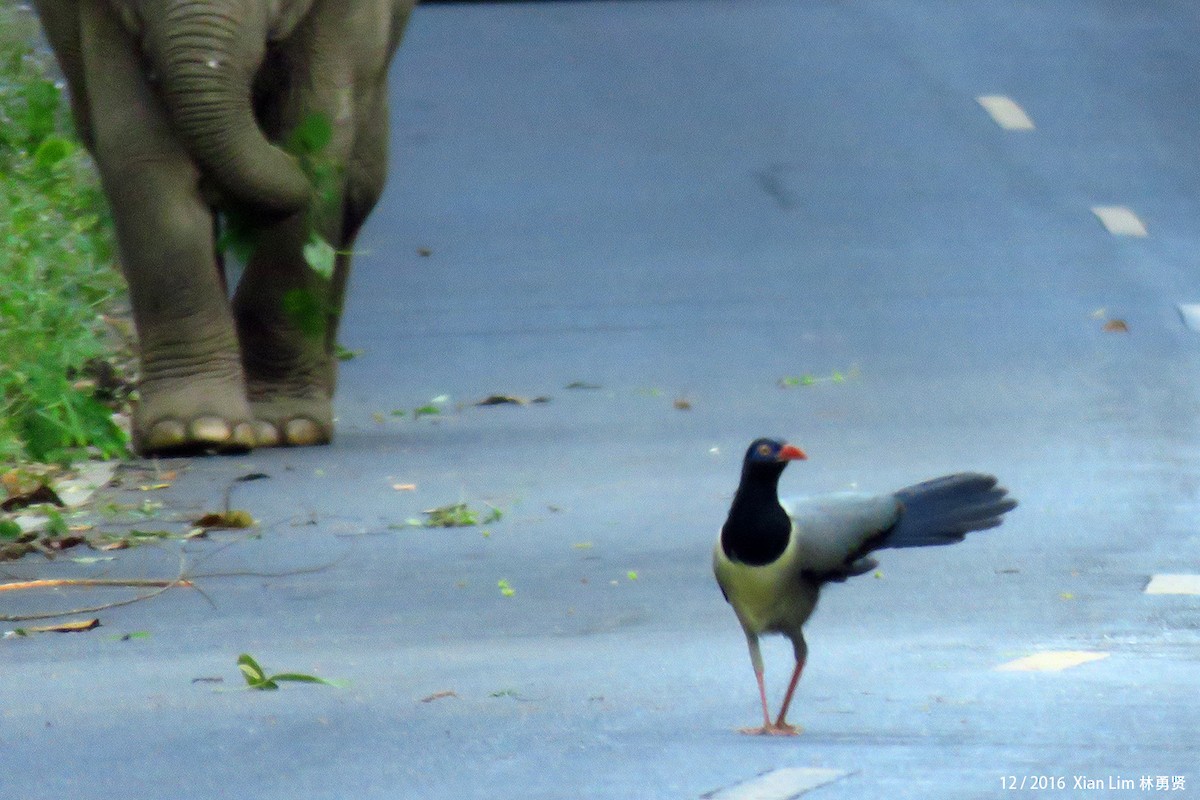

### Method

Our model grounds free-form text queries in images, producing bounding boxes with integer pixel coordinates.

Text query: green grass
[0,7,130,465]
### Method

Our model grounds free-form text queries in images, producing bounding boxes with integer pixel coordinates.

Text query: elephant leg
[78,1,254,455]
[233,1,408,447]
[232,210,337,448]
[32,2,94,150]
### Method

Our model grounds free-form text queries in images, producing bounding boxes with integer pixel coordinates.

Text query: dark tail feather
[885,473,1017,548]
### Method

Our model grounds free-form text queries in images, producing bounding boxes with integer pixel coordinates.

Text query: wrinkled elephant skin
[35,0,415,455]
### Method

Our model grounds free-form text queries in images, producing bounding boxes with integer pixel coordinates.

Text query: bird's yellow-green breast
[713,527,817,635]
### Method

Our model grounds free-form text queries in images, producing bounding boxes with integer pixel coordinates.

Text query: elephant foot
[248,393,333,448]
[132,380,257,457]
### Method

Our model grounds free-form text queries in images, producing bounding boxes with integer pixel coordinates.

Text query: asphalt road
[4,1,1200,797]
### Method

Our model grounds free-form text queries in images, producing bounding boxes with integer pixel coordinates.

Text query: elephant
[34,0,416,455]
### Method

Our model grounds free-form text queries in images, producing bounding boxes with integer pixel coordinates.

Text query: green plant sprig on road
[236,653,345,691]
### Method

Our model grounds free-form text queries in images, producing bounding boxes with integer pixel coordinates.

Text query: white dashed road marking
[1144,574,1200,595]
[703,767,851,800]
[1091,206,1148,237]
[995,651,1110,672]
[976,95,1036,130]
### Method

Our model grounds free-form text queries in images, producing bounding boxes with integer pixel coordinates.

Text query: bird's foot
[737,722,802,736]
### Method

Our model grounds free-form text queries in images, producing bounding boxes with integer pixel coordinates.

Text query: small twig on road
[0,582,189,622]
[1,506,349,622]
[1,551,193,622]
[0,577,194,592]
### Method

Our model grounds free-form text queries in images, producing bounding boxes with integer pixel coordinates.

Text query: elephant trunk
[145,0,311,214]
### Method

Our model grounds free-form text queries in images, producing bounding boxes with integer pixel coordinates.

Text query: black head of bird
[742,437,807,468]
[721,438,806,567]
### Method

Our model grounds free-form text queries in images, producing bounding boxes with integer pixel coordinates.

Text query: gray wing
[782,492,903,579]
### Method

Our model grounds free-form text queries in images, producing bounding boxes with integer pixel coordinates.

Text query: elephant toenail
[253,421,281,447]
[191,416,232,442]
[231,422,257,449]
[147,420,188,450]
[283,418,324,446]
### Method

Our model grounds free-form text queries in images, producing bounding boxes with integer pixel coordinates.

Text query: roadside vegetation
[0,6,132,467]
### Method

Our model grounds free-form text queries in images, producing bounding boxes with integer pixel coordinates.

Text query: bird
[712,437,1017,735]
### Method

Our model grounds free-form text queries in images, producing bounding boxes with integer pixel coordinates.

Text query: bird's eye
[757,443,773,457]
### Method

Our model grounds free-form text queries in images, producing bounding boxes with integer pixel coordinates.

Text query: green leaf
[303,233,336,279]
[286,113,334,156]
[269,673,347,688]
[421,502,478,527]
[237,653,267,685]
[126,529,173,540]
[334,344,362,361]
[33,136,73,170]
[43,508,68,536]
[282,288,326,338]
[216,212,258,263]
[0,519,21,540]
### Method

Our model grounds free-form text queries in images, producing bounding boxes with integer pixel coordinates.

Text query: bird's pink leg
[772,657,806,734]
[737,669,774,735]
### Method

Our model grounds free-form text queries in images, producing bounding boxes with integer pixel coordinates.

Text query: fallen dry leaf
[420,690,458,703]
[138,483,172,491]
[25,618,100,634]
[44,535,88,551]
[1103,319,1129,333]
[194,510,255,530]
[392,483,417,491]
[1,483,64,512]
[673,397,692,410]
